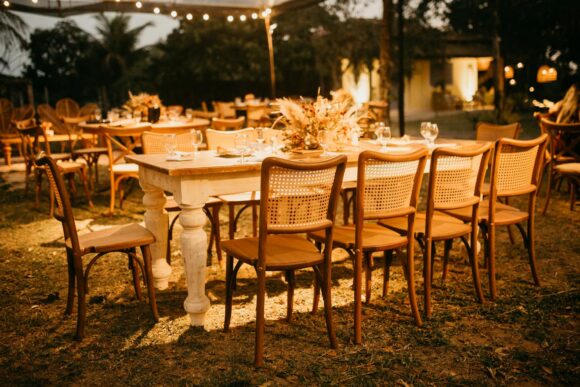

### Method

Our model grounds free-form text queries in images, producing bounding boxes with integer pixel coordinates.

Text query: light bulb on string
[186,13,193,20]
[240,15,246,22]
[227,15,234,22]
[171,10,178,18]
[153,7,160,14]
[135,1,142,9]
[203,13,210,21]
[251,13,258,19]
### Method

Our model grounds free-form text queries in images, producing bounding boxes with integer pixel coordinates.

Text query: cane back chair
[211,117,245,131]
[35,153,158,339]
[55,98,80,119]
[213,101,237,118]
[381,143,492,318]
[141,131,224,263]
[309,149,428,343]
[536,115,580,214]
[443,135,548,299]
[221,155,346,366]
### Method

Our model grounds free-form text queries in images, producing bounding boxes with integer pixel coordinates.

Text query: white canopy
[7,0,321,17]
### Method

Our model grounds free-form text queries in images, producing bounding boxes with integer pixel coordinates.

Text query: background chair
[381,143,492,318]
[475,122,521,142]
[211,117,245,131]
[309,149,428,343]
[35,153,158,340]
[536,115,580,214]
[141,131,224,263]
[213,101,237,118]
[221,155,346,366]
[78,103,99,118]
[55,98,80,119]
[444,135,548,300]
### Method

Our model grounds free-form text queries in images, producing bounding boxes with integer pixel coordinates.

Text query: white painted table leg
[141,181,172,290]
[178,202,211,326]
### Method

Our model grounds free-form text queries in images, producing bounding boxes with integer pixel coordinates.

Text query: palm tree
[0,8,28,69]
[92,13,153,107]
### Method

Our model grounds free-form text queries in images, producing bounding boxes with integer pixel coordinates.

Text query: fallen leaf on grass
[540,366,553,375]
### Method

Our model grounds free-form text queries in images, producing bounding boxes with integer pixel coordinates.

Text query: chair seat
[217,191,260,204]
[57,161,86,173]
[309,223,407,252]
[555,162,580,175]
[68,223,155,254]
[443,200,530,226]
[112,163,139,174]
[221,235,324,270]
[379,212,471,240]
[73,147,108,156]
[50,153,73,162]
[341,180,357,190]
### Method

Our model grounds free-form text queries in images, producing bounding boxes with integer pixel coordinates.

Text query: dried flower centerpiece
[123,92,163,120]
[274,89,366,152]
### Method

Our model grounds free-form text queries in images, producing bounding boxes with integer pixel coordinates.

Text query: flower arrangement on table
[122,91,163,118]
[274,89,367,152]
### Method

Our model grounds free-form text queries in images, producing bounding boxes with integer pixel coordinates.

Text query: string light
[227,15,234,22]
[32,0,38,3]
[509,79,516,86]
[251,12,258,19]
[517,62,524,69]
[529,86,535,92]
[186,13,193,20]
[153,7,160,14]
[135,1,142,9]
[261,7,272,17]
[171,10,178,18]
[203,13,210,21]
[3,1,10,7]
[240,15,246,22]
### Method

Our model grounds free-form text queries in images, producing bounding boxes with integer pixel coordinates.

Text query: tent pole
[264,15,277,98]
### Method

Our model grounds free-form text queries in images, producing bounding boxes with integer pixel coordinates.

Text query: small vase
[148,107,161,123]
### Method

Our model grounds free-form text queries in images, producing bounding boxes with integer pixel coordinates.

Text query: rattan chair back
[37,104,70,135]
[476,122,521,142]
[213,101,237,118]
[539,116,580,165]
[78,103,99,118]
[141,131,196,154]
[212,116,245,131]
[56,98,80,118]
[206,128,254,150]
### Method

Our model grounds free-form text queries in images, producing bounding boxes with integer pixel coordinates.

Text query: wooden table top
[126,138,488,178]
[79,118,210,134]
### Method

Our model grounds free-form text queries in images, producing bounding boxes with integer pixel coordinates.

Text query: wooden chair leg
[140,245,159,322]
[353,249,363,344]
[383,250,393,297]
[464,233,484,304]
[65,249,76,315]
[166,213,180,265]
[286,270,295,322]
[211,204,223,263]
[314,263,337,350]
[441,239,453,284]
[340,191,349,225]
[311,241,322,314]
[542,167,554,215]
[364,252,372,304]
[128,251,143,301]
[525,216,541,287]
[251,204,258,237]
[424,237,433,319]
[488,224,497,301]
[404,242,422,326]
[3,143,11,166]
[254,266,267,367]
[74,271,87,340]
[228,204,235,240]
[224,255,234,332]
[79,167,93,208]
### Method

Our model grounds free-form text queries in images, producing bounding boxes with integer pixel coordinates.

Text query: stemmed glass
[318,129,329,155]
[235,133,250,164]
[164,133,177,158]
[420,122,439,148]
[255,127,265,144]
[190,129,203,159]
[375,123,391,151]
[94,108,102,122]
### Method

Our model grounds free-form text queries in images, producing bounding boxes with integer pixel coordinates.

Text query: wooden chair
[380,143,492,318]
[55,98,80,118]
[166,105,184,116]
[536,115,580,214]
[443,135,548,300]
[0,98,16,165]
[211,117,245,131]
[309,149,428,343]
[213,101,237,118]
[35,153,158,340]
[222,155,347,366]
[78,103,99,118]
[101,126,147,214]
[38,104,107,188]
[19,126,92,216]
[141,131,224,263]
[475,122,521,142]
[206,128,260,240]
[246,105,271,127]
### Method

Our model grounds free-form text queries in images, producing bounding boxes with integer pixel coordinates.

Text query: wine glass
[375,124,391,151]
[164,133,177,158]
[234,133,250,164]
[190,129,203,159]
[270,133,281,155]
[318,129,329,155]
[420,122,438,148]
[185,109,193,121]
[255,127,265,144]
[94,108,102,122]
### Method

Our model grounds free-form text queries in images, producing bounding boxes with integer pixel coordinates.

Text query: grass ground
[0,120,578,385]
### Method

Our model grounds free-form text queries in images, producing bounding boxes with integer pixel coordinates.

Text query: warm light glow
[537,65,557,83]
[203,13,210,21]
[509,79,516,86]
[262,8,272,18]
[227,15,234,22]
[529,86,535,92]
[251,12,258,19]
[504,65,514,79]
[476,57,492,71]
[153,7,160,14]
[32,0,38,3]
[135,1,142,9]
[3,1,9,7]
[170,10,177,18]
[186,13,193,20]
[517,62,524,69]
[240,15,246,22]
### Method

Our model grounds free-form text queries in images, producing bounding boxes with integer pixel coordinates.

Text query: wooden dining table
[79,117,210,134]
[125,137,486,328]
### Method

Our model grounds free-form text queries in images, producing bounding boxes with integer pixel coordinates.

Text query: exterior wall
[449,57,478,102]
[405,59,432,112]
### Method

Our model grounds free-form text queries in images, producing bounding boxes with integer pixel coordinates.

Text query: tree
[0,8,27,70]
[23,20,95,103]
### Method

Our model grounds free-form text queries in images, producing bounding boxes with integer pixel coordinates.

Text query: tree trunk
[492,0,504,121]
[380,0,394,125]
[397,0,405,136]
